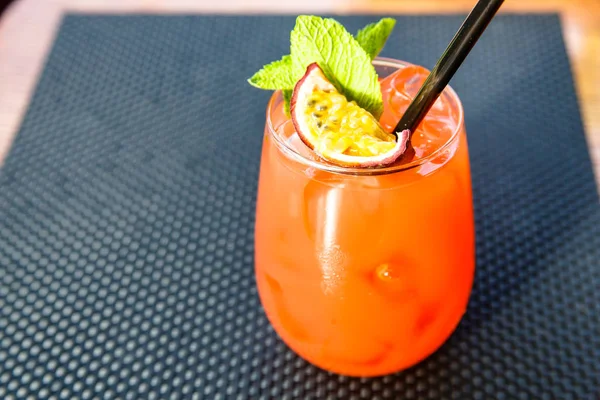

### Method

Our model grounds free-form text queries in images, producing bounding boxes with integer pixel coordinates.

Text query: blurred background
[1,0,599,183]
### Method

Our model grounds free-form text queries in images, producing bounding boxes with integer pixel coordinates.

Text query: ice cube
[388,65,431,99]
[426,91,456,122]
[286,132,321,162]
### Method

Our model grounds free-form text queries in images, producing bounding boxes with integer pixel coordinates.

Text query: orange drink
[254,58,474,377]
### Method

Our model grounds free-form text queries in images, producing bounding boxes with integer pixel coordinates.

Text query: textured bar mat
[1,14,599,399]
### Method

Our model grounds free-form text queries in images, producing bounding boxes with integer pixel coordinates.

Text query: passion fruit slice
[290,63,409,168]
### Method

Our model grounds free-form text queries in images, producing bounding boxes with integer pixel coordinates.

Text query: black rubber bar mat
[0,14,599,399]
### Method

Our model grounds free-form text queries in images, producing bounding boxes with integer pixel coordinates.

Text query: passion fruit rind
[291,63,410,168]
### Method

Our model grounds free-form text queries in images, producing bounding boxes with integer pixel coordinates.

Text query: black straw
[394,0,504,134]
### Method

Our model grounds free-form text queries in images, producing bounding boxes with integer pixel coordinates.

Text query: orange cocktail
[255,58,474,377]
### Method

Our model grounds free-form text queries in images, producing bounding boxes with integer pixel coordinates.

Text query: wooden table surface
[1,0,599,187]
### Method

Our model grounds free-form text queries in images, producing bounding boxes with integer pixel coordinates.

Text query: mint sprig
[247,16,396,117]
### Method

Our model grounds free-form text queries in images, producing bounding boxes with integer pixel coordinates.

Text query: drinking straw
[394,0,505,135]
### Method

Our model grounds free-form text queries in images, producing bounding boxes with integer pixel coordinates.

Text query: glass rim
[265,57,465,176]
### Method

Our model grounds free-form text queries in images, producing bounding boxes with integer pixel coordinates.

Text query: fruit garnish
[249,15,409,168]
[291,63,409,168]
[248,16,395,115]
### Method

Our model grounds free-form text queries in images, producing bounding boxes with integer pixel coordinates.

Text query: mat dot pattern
[1,14,599,399]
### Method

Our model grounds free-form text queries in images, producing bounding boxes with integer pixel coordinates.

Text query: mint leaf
[290,16,383,118]
[247,55,295,90]
[355,18,396,60]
